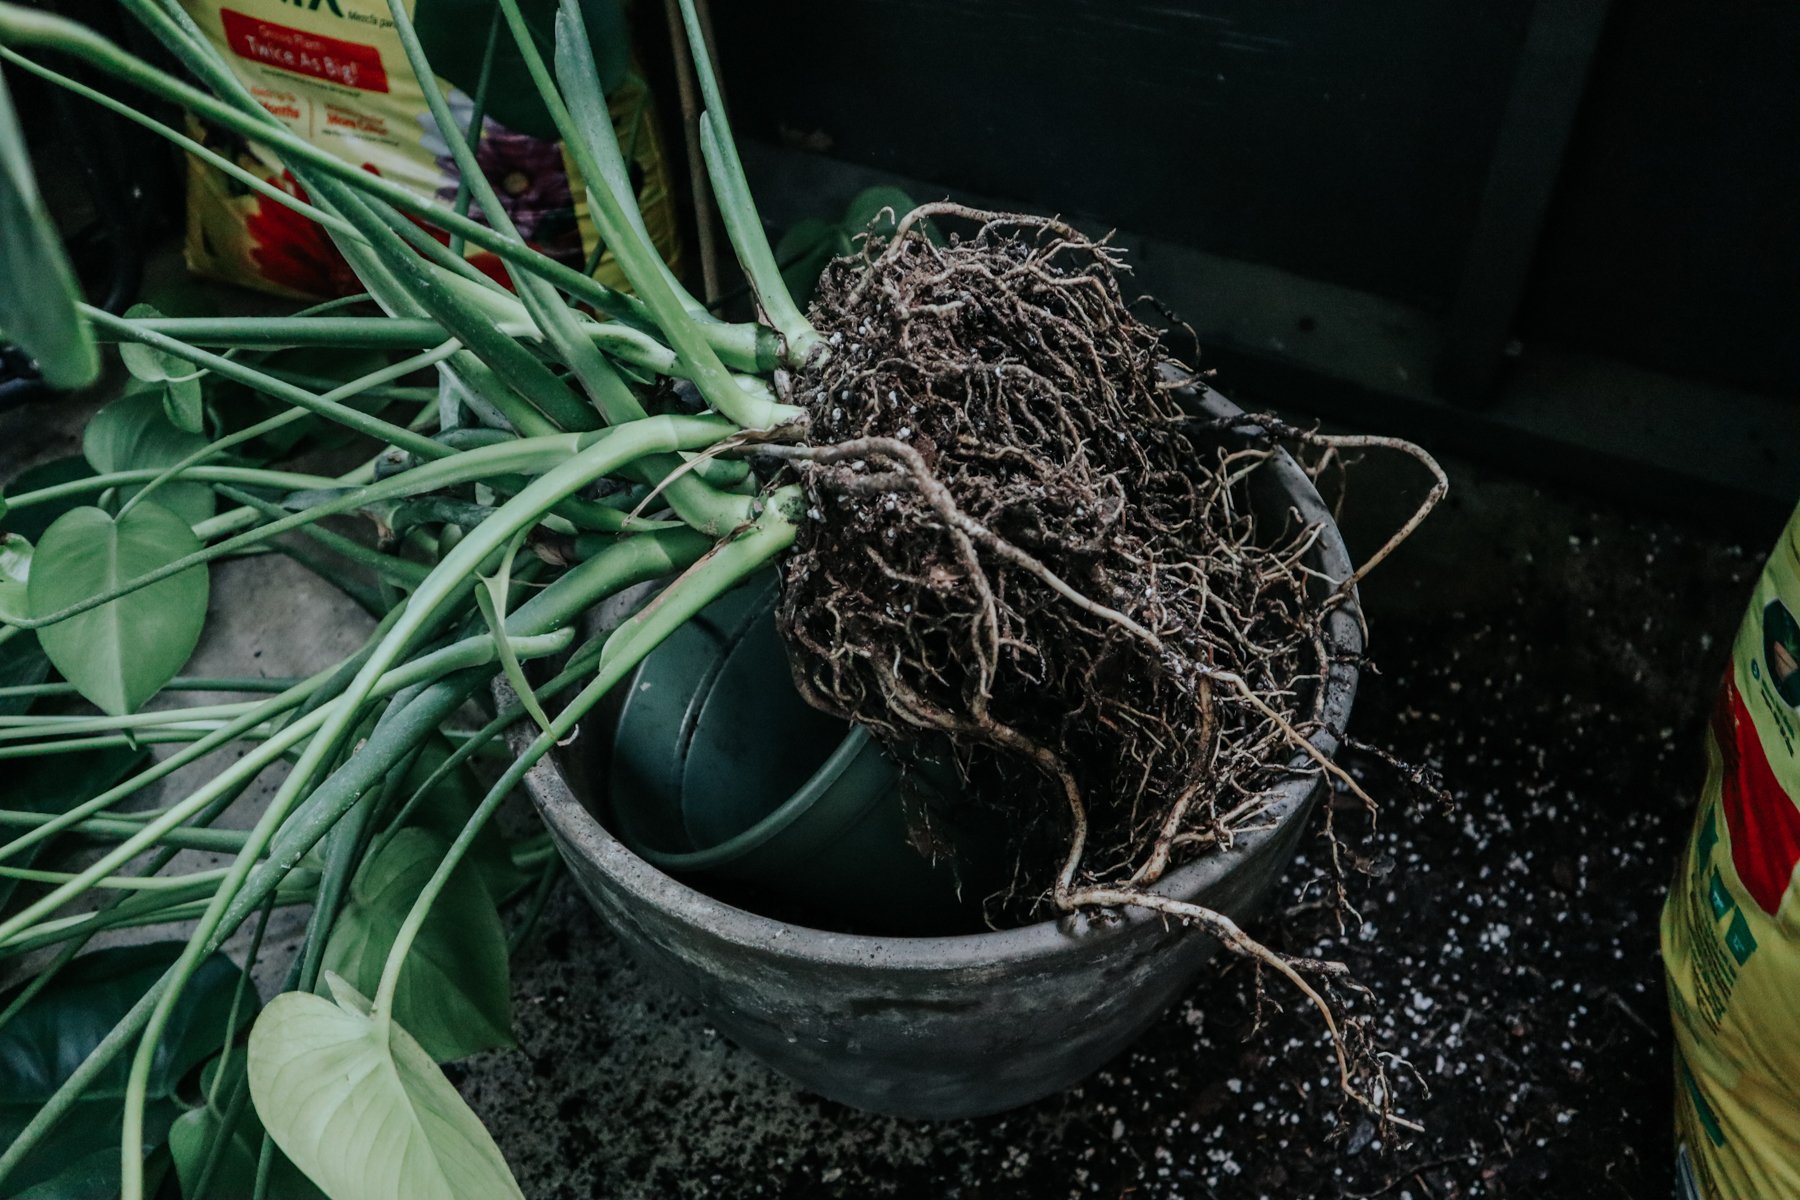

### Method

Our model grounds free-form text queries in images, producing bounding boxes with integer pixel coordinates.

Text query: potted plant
[0,1,1442,1196]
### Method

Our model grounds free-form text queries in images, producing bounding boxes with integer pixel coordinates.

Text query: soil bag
[176,0,681,298]
[1663,505,1800,1198]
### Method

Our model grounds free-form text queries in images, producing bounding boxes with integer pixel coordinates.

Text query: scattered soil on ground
[470,460,1766,1199]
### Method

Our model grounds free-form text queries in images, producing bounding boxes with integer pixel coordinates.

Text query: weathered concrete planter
[522,386,1362,1120]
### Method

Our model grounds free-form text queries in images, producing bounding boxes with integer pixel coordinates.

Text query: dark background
[647,0,1800,529]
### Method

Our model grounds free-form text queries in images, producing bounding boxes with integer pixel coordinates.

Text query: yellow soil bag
[1664,507,1800,1198]
[178,0,680,298]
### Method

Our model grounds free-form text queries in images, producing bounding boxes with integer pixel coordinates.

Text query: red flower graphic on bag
[1712,674,1800,916]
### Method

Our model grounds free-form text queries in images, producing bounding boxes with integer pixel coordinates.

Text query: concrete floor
[0,264,1769,1197]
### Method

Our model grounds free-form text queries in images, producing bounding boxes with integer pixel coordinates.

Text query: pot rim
[523,386,1364,971]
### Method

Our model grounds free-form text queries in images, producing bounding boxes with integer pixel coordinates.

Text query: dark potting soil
[471,462,1768,1199]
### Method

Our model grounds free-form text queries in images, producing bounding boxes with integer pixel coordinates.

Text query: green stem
[0,727,282,759]
[117,340,460,520]
[0,44,359,239]
[672,0,819,362]
[0,671,327,866]
[190,899,274,1200]
[0,810,253,853]
[0,864,230,892]
[1,888,317,959]
[212,485,432,590]
[115,417,733,1195]
[0,676,303,700]
[7,432,595,629]
[0,606,423,874]
[83,307,450,460]
[0,527,704,1189]
[446,9,500,258]
[0,702,259,741]
[371,488,800,1024]
[385,0,630,431]
[491,0,800,430]
[0,10,775,373]
[6,466,340,513]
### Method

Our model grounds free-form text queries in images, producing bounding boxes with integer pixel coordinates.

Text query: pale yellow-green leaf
[247,976,524,1200]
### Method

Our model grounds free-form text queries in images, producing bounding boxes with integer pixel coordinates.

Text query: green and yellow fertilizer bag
[1664,505,1800,1198]
[176,0,680,298]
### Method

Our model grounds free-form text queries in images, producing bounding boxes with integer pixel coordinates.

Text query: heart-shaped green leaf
[248,976,525,1200]
[169,1103,328,1200]
[162,376,205,437]
[322,828,512,1063]
[0,69,97,391]
[168,1105,259,1200]
[82,390,216,527]
[118,305,206,434]
[0,531,30,623]
[0,944,254,1195]
[27,502,209,715]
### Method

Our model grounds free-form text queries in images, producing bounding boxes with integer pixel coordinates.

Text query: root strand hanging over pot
[764,205,1445,1133]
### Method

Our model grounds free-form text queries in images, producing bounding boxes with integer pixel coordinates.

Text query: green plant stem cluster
[0,0,819,1196]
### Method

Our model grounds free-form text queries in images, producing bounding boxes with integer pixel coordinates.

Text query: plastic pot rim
[619,722,881,872]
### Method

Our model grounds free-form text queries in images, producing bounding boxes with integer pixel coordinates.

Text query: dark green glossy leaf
[0,944,254,1195]
[0,69,97,391]
[0,741,145,914]
[0,630,49,716]
[28,502,209,716]
[0,1110,177,1199]
[0,943,253,1099]
[82,390,216,527]
[399,736,529,903]
[1,457,96,544]
[321,828,512,1063]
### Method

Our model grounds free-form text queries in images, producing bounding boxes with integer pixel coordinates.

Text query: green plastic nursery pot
[606,575,985,934]
[525,384,1363,1120]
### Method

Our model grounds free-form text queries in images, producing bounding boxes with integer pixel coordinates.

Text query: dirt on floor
[463,456,1770,1199]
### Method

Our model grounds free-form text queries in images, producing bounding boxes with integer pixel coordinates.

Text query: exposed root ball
[773,208,1334,913]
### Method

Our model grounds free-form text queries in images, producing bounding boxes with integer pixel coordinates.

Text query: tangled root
[764,204,1442,1132]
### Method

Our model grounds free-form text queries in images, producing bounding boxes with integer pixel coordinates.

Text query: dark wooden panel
[1521,0,1800,396]
[709,0,1531,308]
[1439,0,1611,404]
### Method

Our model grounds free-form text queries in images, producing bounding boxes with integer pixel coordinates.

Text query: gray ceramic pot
[521,386,1362,1120]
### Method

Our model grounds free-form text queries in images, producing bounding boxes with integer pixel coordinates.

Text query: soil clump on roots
[765,206,1444,1127]
[775,206,1347,914]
